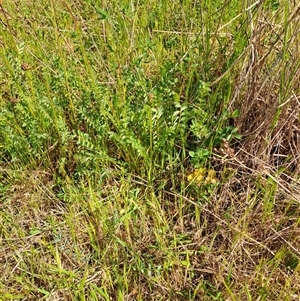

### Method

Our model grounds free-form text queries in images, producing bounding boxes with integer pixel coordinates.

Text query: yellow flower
[195,167,206,176]
[204,176,211,184]
[196,174,204,182]
[207,169,216,178]
[210,178,217,184]
[187,167,218,185]
[187,173,195,182]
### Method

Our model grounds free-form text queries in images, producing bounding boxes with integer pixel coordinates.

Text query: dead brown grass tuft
[232,3,300,177]
[203,6,300,297]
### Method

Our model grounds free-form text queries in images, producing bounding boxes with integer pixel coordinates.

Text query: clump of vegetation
[1,0,300,300]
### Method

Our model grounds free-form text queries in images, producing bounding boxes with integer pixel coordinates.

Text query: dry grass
[2,166,300,300]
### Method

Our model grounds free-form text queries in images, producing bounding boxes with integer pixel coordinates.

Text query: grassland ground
[1,0,300,300]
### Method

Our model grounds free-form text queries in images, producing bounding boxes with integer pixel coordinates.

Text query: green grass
[1,0,300,300]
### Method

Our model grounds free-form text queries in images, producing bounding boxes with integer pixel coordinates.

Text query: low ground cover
[1,0,300,300]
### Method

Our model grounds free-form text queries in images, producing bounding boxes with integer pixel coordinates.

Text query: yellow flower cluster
[187,168,218,185]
